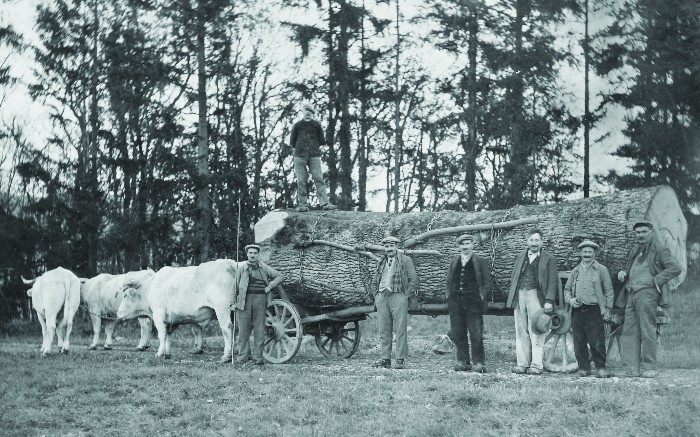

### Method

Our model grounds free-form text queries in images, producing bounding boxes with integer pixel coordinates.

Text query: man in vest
[446,234,494,373]
[233,244,285,365]
[506,227,559,375]
[564,240,613,378]
[616,221,681,378]
[290,102,337,212]
[371,236,418,369]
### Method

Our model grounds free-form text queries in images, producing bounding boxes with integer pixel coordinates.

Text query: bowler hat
[633,221,653,231]
[381,236,401,245]
[530,308,552,335]
[456,234,474,244]
[577,240,599,250]
[244,244,261,252]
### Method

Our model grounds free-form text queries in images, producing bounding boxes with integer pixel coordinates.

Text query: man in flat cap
[290,101,337,212]
[506,227,559,375]
[564,240,614,378]
[233,244,285,365]
[371,236,418,369]
[616,221,681,378]
[445,234,493,372]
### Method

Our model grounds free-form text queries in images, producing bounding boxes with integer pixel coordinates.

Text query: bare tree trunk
[196,0,211,263]
[393,0,401,213]
[463,3,479,211]
[583,0,591,198]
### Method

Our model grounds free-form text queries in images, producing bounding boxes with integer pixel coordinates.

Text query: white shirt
[460,254,473,266]
[528,251,540,263]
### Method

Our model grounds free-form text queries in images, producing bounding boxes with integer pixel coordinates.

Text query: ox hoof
[163,354,171,359]
[219,355,232,363]
[192,349,204,355]
[60,349,69,355]
[88,344,97,351]
[135,345,150,351]
[103,345,113,351]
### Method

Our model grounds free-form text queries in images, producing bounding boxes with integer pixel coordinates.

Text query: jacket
[563,260,614,315]
[233,261,285,310]
[506,249,559,309]
[372,253,418,297]
[290,120,325,157]
[445,253,494,301]
[616,238,681,308]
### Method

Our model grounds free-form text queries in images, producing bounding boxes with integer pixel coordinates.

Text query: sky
[0,0,632,211]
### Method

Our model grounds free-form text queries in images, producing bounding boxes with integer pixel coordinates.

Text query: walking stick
[232,198,241,365]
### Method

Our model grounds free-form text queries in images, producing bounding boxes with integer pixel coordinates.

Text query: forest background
[0,0,698,319]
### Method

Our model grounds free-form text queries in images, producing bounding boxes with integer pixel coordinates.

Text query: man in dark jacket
[290,102,337,212]
[445,234,494,373]
[506,227,559,375]
[616,221,681,378]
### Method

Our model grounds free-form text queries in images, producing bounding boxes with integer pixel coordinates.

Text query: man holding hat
[290,102,337,212]
[445,234,493,372]
[616,221,681,378]
[371,236,418,369]
[233,244,285,365]
[564,240,614,378]
[506,227,559,375]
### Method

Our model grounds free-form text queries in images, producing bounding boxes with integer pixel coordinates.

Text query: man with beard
[506,227,559,375]
[564,240,613,378]
[371,236,418,369]
[616,221,681,378]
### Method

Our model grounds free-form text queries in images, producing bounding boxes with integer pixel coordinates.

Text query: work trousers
[621,287,659,371]
[375,291,408,360]
[235,294,267,363]
[447,292,485,365]
[572,305,607,371]
[294,156,329,207]
[513,288,545,370]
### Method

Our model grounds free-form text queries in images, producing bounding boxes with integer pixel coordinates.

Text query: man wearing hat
[371,236,418,369]
[233,244,285,365]
[445,234,493,372]
[290,102,337,212]
[616,221,681,378]
[564,240,614,378]
[506,227,559,375]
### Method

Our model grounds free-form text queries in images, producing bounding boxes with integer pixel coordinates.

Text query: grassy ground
[1,281,699,436]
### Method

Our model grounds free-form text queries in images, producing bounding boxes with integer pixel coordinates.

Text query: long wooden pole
[232,198,241,365]
[403,216,539,248]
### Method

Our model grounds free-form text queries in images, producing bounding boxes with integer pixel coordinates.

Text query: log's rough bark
[254,186,687,312]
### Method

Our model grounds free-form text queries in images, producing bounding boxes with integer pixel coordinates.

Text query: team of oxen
[22,260,240,361]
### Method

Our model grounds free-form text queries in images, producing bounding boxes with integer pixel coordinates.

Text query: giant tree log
[254,186,687,313]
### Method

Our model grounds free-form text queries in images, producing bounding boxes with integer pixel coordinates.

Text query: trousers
[513,288,545,370]
[572,305,607,371]
[375,291,408,360]
[235,294,267,362]
[621,287,659,371]
[447,292,485,364]
[294,156,329,207]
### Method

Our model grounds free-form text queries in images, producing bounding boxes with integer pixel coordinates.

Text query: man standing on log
[372,236,417,369]
[290,102,337,212]
[506,227,559,375]
[616,221,681,378]
[446,234,493,373]
[233,244,285,365]
[564,240,613,378]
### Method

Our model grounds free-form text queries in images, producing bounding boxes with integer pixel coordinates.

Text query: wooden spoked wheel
[543,329,577,373]
[315,320,361,358]
[263,300,303,364]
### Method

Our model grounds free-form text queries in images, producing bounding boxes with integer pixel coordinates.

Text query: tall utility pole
[393,0,401,213]
[583,0,591,198]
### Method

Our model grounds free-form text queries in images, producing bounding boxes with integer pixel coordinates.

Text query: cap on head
[302,101,315,113]
[245,244,261,252]
[577,240,599,251]
[456,234,474,245]
[633,221,653,231]
[381,236,401,245]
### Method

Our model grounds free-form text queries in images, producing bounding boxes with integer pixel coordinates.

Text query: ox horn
[21,275,36,285]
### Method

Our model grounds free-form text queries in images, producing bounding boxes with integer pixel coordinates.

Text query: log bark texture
[254,186,687,312]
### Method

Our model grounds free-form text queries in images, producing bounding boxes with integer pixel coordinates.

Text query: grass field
[1,281,699,436]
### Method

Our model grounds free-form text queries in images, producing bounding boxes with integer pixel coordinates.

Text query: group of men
[231,102,681,376]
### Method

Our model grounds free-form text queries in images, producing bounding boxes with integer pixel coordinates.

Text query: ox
[22,267,81,355]
[81,270,155,351]
[117,259,238,361]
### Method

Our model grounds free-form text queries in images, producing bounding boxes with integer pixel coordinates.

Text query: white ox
[22,267,81,355]
[81,270,155,351]
[117,259,238,361]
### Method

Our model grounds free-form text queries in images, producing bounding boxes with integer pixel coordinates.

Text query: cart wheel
[315,321,361,359]
[263,300,303,364]
[543,330,577,373]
